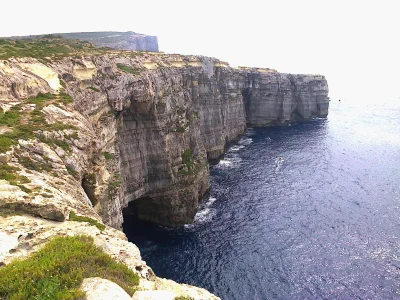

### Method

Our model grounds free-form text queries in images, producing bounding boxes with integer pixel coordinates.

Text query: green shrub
[88,86,100,92]
[116,63,141,75]
[65,132,79,140]
[0,109,21,127]
[182,149,194,170]
[38,136,71,152]
[66,166,78,178]
[0,37,97,60]
[108,173,121,197]
[103,152,114,160]
[0,164,30,186]
[16,184,32,194]
[0,136,17,153]
[0,235,139,299]
[26,93,54,108]
[44,122,77,131]
[58,91,73,105]
[18,156,53,172]
[69,211,106,231]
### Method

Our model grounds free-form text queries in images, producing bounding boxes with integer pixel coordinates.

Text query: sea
[123,99,400,299]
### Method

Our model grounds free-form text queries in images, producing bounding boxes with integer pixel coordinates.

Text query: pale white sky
[1,0,399,102]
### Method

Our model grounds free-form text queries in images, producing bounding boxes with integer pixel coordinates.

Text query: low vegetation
[88,86,100,92]
[103,151,114,160]
[0,107,21,127]
[66,166,79,179]
[181,149,194,170]
[108,173,121,198]
[0,37,98,60]
[0,235,139,299]
[0,163,30,186]
[116,63,142,75]
[174,297,195,300]
[0,92,77,154]
[68,211,106,231]
[18,156,53,172]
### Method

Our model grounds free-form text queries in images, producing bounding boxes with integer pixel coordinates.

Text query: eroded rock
[81,277,132,300]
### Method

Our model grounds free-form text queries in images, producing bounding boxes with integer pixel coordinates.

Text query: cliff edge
[0,38,328,299]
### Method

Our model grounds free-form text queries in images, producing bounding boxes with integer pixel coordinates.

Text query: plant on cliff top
[26,93,54,108]
[0,37,99,60]
[0,107,21,127]
[0,235,139,300]
[68,211,106,231]
[0,163,30,186]
[0,93,76,154]
[116,63,142,76]
[0,136,17,153]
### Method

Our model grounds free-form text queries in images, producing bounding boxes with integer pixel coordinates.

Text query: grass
[18,156,53,172]
[0,108,21,127]
[0,37,99,60]
[16,184,32,194]
[0,235,139,300]
[88,86,100,92]
[0,91,76,154]
[37,136,72,152]
[68,211,106,231]
[27,92,74,108]
[174,297,195,300]
[116,63,142,75]
[58,91,74,105]
[0,163,30,186]
[26,93,54,109]
[0,136,17,153]
[103,151,114,160]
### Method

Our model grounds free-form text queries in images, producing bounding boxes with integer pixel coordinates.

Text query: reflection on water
[124,100,400,300]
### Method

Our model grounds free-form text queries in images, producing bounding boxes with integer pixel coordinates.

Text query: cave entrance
[122,196,161,241]
[81,173,97,206]
[241,87,252,118]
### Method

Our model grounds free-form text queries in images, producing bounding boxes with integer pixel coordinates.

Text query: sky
[1,0,399,102]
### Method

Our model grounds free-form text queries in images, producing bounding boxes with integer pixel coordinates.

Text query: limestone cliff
[0,47,328,299]
[0,52,329,228]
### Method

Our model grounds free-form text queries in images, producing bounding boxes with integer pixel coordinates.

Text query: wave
[238,137,253,145]
[229,145,245,152]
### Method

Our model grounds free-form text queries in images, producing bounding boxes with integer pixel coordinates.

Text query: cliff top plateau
[1,31,159,52]
[0,36,328,299]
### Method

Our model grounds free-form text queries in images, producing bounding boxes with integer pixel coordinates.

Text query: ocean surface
[123,100,400,299]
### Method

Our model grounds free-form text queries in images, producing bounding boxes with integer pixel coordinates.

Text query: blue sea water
[124,100,400,299]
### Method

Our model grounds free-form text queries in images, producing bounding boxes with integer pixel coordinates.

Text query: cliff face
[0,53,329,229]
[0,49,328,299]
